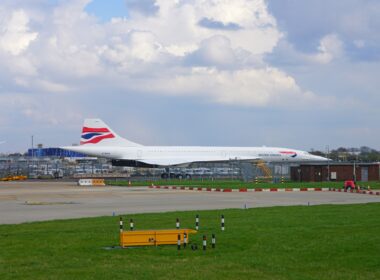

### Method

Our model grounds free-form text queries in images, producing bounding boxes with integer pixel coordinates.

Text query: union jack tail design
[80,127,115,145]
[79,119,142,147]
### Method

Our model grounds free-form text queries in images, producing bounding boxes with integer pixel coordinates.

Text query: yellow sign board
[120,229,197,247]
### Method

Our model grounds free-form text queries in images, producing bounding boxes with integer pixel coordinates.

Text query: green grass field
[1,204,380,279]
[107,179,380,189]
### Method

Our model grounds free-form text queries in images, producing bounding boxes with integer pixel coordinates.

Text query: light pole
[326,145,330,182]
[31,135,34,158]
[29,135,34,178]
[353,153,359,183]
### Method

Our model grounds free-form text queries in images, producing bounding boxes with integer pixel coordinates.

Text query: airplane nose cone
[314,155,329,161]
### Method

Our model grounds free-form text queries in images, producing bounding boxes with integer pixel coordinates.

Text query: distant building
[27,148,86,158]
[291,163,380,182]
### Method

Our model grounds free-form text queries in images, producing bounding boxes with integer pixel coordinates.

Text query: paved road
[1,181,380,224]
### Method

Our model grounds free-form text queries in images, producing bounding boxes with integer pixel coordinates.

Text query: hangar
[291,163,380,182]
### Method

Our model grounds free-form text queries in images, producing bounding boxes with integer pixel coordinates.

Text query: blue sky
[0,0,379,153]
[85,0,129,21]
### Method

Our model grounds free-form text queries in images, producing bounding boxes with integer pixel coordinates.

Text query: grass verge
[107,179,380,189]
[1,204,380,279]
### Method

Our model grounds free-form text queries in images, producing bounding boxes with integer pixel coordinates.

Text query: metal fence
[0,155,293,181]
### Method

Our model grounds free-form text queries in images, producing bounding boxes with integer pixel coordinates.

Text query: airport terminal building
[27,147,86,158]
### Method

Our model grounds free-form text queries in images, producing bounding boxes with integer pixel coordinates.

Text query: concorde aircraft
[62,119,328,170]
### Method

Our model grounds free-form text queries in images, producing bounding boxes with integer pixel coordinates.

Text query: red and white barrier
[329,188,380,196]
[149,185,330,193]
[148,185,380,195]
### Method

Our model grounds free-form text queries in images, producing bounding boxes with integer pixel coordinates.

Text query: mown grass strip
[1,204,380,279]
[107,179,380,190]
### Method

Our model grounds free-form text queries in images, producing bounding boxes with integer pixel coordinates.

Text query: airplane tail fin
[80,119,142,147]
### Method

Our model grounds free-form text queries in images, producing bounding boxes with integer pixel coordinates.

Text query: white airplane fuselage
[66,145,327,166]
[62,119,328,167]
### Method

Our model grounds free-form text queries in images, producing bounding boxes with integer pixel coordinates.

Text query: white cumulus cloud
[311,34,344,64]
[136,66,319,107]
[0,0,326,131]
[0,10,38,55]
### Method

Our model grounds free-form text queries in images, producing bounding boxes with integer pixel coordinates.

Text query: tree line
[309,146,380,162]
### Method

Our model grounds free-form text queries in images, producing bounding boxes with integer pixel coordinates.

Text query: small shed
[290,163,380,182]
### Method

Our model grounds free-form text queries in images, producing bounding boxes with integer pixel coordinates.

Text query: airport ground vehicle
[159,168,192,179]
[343,180,372,191]
[344,180,356,190]
[159,167,239,179]
[0,175,27,181]
[160,171,192,179]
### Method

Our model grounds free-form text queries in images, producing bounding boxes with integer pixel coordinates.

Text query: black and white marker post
[203,235,207,251]
[212,234,216,249]
[183,233,187,249]
[195,214,199,230]
[177,234,181,251]
[221,214,225,231]
[130,219,134,231]
[176,218,180,229]
[119,216,123,233]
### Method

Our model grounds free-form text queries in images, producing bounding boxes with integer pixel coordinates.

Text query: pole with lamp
[326,145,330,182]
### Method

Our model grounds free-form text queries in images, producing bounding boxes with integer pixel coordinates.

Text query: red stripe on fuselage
[82,127,110,133]
[80,133,114,144]
[280,151,296,154]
